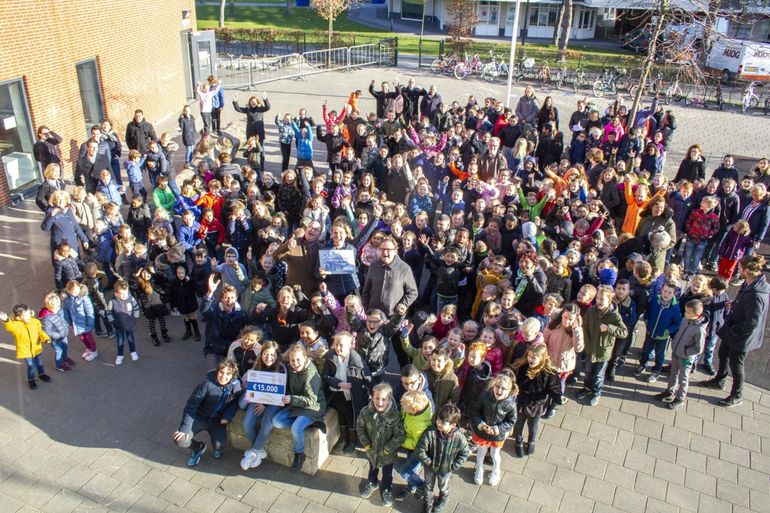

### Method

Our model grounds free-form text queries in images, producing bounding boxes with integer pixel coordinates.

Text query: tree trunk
[552,2,565,46]
[628,0,668,135]
[702,0,721,62]
[556,0,573,62]
[219,0,226,28]
[328,16,333,51]
[286,0,293,16]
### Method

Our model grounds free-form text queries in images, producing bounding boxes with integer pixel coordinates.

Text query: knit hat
[599,267,618,286]
[627,252,644,264]
[499,311,521,332]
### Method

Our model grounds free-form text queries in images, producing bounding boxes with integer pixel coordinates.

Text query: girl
[717,219,754,282]
[509,317,544,365]
[425,346,460,418]
[319,283,364,338]
[457,342,493,418]
[39,292,72,372]
[479,324,504,375]
[168,264,200,341]
[297,321,329,369]
[322,331,371,455]
[303,195,331,241]
[253,287,309,349]
[62,280,98,361]
[510,344,562,457]
[0,305,51,389]
[276,169,305,233]
[400,323,439,371]
[135,266,170,346]
[109,280,141,365]
[272,343,327,472]
[543,304,583,418]
[239,341,286,470]
[470,372,517,486]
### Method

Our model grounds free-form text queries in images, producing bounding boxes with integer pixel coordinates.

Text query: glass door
[0,79,37,193]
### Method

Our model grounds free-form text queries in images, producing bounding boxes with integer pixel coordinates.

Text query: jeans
[129,181,147,202]
[398,449,424,490]
[640,336,668,372]
[583,359,609,397]
[368,462,393,490]
[701,333,718,367]
[423,468,452,503]
[666,356,693,400]
[683,239,708,275]
[24,354,45,381]
[51,338,68,369]
[177,418,227,452]
[271,409,314,453]
[201,112,213,132]
[185,145,194,165]
[115,329,136,356]
[110,157,123,186]
[436,294,458,315]
[240,399,281,451]
[714,343,747,399]
[703,230,727,266]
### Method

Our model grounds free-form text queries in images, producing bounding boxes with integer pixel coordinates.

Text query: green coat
[356,401,405,468]
[426,368,460,418]
[415,426,470,475]
[402,404,433,451]
[583,303,629,363]
[287,360,326,419]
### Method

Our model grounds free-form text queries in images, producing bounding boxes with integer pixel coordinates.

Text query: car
[621,28,652,54]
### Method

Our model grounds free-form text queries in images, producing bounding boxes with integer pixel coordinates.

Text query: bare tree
[556,0,573,62]
[311,0,356,51]
[445,0,479,55]
[219,0,226,28]
[552,1,565,46]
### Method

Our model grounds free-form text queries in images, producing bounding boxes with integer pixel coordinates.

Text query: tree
[311,0,356,51]
[286,0,292,16]
[556,0,573,62]
[219,0,226,28]
[445,0,479,55]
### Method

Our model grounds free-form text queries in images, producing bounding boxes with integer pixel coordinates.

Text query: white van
[706,38,770,81]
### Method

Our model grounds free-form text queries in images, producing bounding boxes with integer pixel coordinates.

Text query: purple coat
[718,229,754,261]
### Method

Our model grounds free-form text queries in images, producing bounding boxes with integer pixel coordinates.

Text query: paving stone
[675,447,707,473]
[666,483,700,511]
[654,458,685,486]
[645,438,677,463]
[611,486,647,513]
[522,457,557,482]
[731,428,762,452]
[683,468,717,496]
[472,486,510,512]
[697,494,733,513]
[135,468,175,497]
[702,420,732,442]
[324,491,360,513]
[79,473,121,504]
[565,432,598,457]
[126,492,170,513]
[578,404,610,424]
[503,498,540,513]
[41,489,84,513]
[646,496,679,513]
[0,498,23,513]
[602,462,636,490]
[551,466,586,494]
[558,490,594,513]
[645,404,676,426]
[620,400,649,419]
[55,464,98,492]
[689,433,720,458]
[684,401,715,422]
[719,441,751,467]
[706,455,738,483]
[622,449,655,476]
[587,421,617,444]
[594,440,626,466]
[630,434,649,453]
[561,412,591,435]
[633,472,668,501]
[742,415,770,437]
[715,478,750,507]
[632,417,662,440]
[606,410,635,432]
[750,489,770,513]
[538,424,571,449]
[751,451,770,473]
[661,424,692,448]
[581,476,615,505]
[738,465,770,493]
[712,408,742,429]
[544,444,578,469]
[574,453,606,480]
[159,478,200,507]
[497,472,533,499]
[185,488,226,513]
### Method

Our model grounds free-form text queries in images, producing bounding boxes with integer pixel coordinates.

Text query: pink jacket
[601,121,625,144]
[323,103,349,132]
[484,344,505,375]
[544,325,585,373]
[322,291,365,340]
[407,126,447,159]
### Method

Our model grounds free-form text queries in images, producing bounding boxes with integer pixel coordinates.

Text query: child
[635,281,682,383]
[400,323,439,371]
[197,207,225,260]
[510,344,562,456]
[397,390,432,500]
[656,299,706,410]
[457,342,492,419]
[441,327,466,368]
[109,280,141,365]
[700,276,728,376]
[356,382,405,507]
[320,284,365,338]
[97,169,124,206]
[479,325,505,375]
[606,279,638,380]
[214,247,249,297]
[415,403,470,513]
[53,241,83,291]
[682,196,720,279]
[39,292,72,371]
[470,372,517,486]
[62,280,98,361]
[509,317,544,365]
[178,105,197,168]
[717,219,754,283]
[347,303,406,384]
[135,266,171,346]
[168,264,201,341]
[82,262,115,338]
[297,321,329,369]
[1,304,52,388]
[126,195,152,244]
[431,304,458,340]
[124,149,147,201]
[543,304,583,416]
[424,246,468,315]
[425,347,460,418]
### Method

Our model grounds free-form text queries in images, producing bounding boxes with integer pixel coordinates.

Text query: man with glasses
[362,236,418,368]
[33,126,62,168]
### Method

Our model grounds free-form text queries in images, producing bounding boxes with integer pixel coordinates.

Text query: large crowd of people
[4,72,770,513]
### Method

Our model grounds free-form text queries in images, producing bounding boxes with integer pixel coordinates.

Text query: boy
[1,304,52,389]
[579,285,628,406]
[82,261,115,337]
[347,303,406,384]
[415,403,470,513]
[635,281,682,383]
[97,169,124,205]
[109,280,140,365]
[605,279,638,382]
[356,383,405,508]
[213,247,249,297]
[656,299,706,410]
[700,276,728,376]
[39,292,72,371]
[424,246,470,314]
[124,149,147,201]
[152,176,176,214]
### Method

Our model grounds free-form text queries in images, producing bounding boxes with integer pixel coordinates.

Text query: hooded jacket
[38,307,69,341]
[646,294,682,340]
[200,295,249,357]
[62,293,95,335]
[356,399,405,468]
[3,316,50,359]
[415,425,470,475]
[670,315,707,360]
[717,275,770,352]
[287,359,327,419]
[347,310,404,376]
[178,370,241,433]
[583,303,628,362]
[544,323,585,373]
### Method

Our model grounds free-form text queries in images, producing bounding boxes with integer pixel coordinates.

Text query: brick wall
[0,0,197,207]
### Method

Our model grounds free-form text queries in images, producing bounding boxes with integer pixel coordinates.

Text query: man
[400,78,424,123]
[362,235,418,368]
[498,115,521,163]
[369,80,400,120]
[700,255,770,407]
[78,124,111,160]
[477,137,508,183]
[125,109,157,152]
[33,126,62,168]
[274,221,322,293]
[568,99,589,142]
[419,85,442,123]
[75,140,111,193]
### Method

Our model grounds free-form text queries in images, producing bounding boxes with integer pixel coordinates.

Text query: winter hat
[522,222,537,242]
[626,252,644,264]
[599,267,618,287]
[499,311,521,332]
[560,220,575,237]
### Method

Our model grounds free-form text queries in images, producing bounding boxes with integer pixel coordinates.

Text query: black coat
[513,364,562,416]
[469,388,517,442]
[233,99,271,139]
[201,296,250,356]
[125,120,156,152]
[179,371,240,432]
[717,275,770,352]
[168,276,199,315]
[75,153,111,190]
[674,157,706,183]
[35,180,65,212]
[322,349,372,424]
[514,268,547,317]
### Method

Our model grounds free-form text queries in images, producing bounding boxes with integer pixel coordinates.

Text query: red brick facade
[0,0,197,207]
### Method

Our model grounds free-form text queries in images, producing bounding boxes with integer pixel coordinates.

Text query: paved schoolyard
[0,67,768,513]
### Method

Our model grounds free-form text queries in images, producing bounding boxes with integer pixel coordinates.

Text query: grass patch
[196,5,385,32]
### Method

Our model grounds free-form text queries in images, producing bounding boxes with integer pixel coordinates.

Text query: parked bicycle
[481,51,509,82]
[627,73,664,99]
[742,81,761,113]
[454,53,483,80]
[592,69,618,98]
[552,66,567,90]
[510,57,537,82]
[572,68,589,93]
[430,54,458,75]
[664,77,685,104]
[684,84,723,110]
[537,62,552,88]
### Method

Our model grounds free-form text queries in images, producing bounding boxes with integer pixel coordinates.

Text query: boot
[344,428,357,454]
[333,429,348,455]
[151,335,161,347]
[514,438,525,458]
[605,361,616,383]
[527,441,536,456]
[162,330,171,343]
[423,495,434,513]
[542,405,557,420]
[433,494,449,512]
[291,452,305,472]
[181,320,193,341]
[191,320,201,341]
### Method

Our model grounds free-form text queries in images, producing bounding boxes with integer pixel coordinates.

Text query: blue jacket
[212,87,225,110]
[668,192,694,235]
[178,370,241,433]
[63,294,95,335]
[173,195,200,218]
[227,218,252,249]
[409,193,435,219]
[617,297,638,339]
[124,157,146,184]
[646,295,681,340]
[42,208,88,252]
[95,230,114,264]
[200,296,249,357]
[291,122,314,160]
[704,291,728,339]
[177,222,202,251]
[97,179,123,205]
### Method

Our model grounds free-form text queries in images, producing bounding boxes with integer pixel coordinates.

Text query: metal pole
[419,0,427,68]
[505,0,522,109]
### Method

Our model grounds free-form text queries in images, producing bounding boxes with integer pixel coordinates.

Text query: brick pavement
[0,67,768,512]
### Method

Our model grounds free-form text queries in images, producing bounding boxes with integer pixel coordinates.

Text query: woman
[239,341,286,471]
[515,86,539,127]
[635,195,677,253]
[41,190,89,257]
[233,93,271,170]
[740,184,770,257]
[536,96,559,132]
[172,359,241,467]
[513,254,546,317]
[101,119,123,186]
[272,343,327,472]
[674,144,706,183]
[598,168,621,220]
[35,163,66,212]
[543,304,583,418]
[317,222,360,298]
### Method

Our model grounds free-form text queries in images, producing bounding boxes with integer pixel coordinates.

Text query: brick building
[0,0,199,207]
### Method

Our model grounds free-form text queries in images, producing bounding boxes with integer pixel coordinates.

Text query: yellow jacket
[3,318,50,359]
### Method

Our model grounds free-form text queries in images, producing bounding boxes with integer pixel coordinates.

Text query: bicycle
[454,53,483,80]
[627,72,664,99]
[510,57,536,82]
[592,69,618,98]
[553,66,567,90]
[572,68,589,93]
[537,62,552,88]
[664,77,684,104]
[742,81,760,113]
[430,54,458,75]
[481,51,509,82]
[684,82,723,110]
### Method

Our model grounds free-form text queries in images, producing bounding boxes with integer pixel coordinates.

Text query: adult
[477,137,509,183]
[32,126,62,168]
[369,80,400,120]
[738,184,770,258]
[419,84,442,122]
[35,164,66,212]
[317,222,360,298]
[674,144,706,183]
[701,255,770,407]
[233,93,270,168]
[635,196,676,253]
[498,114,521,163]
[515,86,539,127]
[712,154,739,183]
[100,119,123,186]
[40,190,88,256]
[200,276,249,371]
[362,236,418,367]
[536,96,559,132]
[78,124,111,161]
[400,78,424,123]
[125,109,156,153]
[74,140,111,194]
[209,75,226,135]
[568,99,588,141]
[274,222,322,293]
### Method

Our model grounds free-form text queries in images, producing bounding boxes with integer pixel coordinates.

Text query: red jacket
[685,208,720,244]
[198,217,225,246]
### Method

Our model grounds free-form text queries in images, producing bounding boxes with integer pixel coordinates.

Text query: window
[0,79,37,193]
[75,59,104,129]
[529,5,558,27]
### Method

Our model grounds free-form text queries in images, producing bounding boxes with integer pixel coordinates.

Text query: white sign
[243,369,287,406]
[2,116,16,130]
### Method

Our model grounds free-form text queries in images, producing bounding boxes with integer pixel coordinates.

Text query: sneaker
[240,449,258,471]
[85,351,98,362]
[718,396,743,408]
[634,365,647,377]
[130,352,139,361]
[170,308,180,317]
[646,371,661,383]
[360,481,378,498]
[56,366,67,372]
[115,356,124,365]
[81,350,89,359]
[700,379,726,390]
[28,380,37,390]
[395,485,415,501]
[655,390,674,402]
[106,332,116,339]
[730,278,744,287]
[661,364,672,374]
[575,388,590,399]
[588,395,600,407]
[704,262,717,272]
[488,471,501,486]
[381,488,393,507]
[668,398,685,410]
[526,441,536,455]
[212,450,223,459]
[187,443,206,467]
[251,448,267,468]
[433,494,449,512]
[95,330,107,337]
[474,466,484,485]
[541,406,557,419]
[39,374,51,383]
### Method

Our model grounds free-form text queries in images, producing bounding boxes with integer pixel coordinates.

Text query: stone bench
[228,407,340,475]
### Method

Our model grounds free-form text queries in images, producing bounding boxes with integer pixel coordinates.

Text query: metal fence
[217,40,398,90]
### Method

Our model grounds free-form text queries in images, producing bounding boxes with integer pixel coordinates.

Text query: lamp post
[419,0,427,68]
[505,0,522,108]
